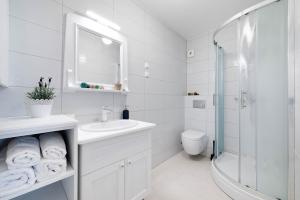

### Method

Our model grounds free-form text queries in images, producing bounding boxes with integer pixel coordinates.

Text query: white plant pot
[28,99,53,118]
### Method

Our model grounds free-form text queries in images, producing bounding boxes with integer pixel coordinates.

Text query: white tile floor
[146,152,232,200]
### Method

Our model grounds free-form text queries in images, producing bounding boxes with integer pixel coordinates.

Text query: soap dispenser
[122,105,129,120]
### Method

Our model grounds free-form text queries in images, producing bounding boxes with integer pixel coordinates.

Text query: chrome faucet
[101,106,113,122]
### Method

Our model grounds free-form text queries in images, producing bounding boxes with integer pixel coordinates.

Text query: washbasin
[80,120,138,132]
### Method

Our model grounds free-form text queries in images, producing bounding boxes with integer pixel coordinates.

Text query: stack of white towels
[0,132,67,198]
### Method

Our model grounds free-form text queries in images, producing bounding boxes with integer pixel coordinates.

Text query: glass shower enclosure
[213,0,289,200]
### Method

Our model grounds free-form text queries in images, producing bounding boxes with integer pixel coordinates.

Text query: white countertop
[78,120,156,145]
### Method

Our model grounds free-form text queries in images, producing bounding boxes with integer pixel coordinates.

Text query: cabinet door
[80,161,125,200]
[125,151,151,200]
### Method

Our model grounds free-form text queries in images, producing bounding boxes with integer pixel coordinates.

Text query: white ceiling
[134,0,264,39]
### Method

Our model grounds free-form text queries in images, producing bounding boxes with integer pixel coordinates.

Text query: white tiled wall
[2,0,187,168]
[184,96,213,156]
[216,24,240,155]
[186,32,239,156]
[185,33,216,156]
[295,0,300,198]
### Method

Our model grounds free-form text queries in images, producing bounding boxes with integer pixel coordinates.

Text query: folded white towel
[39,132,67,160]
[6,136,41,169]
[0,149,36,198]
[33,158,67,182]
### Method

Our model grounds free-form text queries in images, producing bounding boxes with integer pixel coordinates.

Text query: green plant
[27,77,55,100]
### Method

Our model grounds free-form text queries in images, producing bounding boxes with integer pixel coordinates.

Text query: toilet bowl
[181,129,208,155]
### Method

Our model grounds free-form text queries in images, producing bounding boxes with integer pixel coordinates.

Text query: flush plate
[193,100,206,109]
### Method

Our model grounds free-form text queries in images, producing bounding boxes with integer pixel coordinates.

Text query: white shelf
[68,87,129,94]
[78,87,128,94]
[2,164,75,200]
[0,115,77,139]
[14,182,68,200]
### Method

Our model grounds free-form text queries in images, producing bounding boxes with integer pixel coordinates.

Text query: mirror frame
[63,13,128,93]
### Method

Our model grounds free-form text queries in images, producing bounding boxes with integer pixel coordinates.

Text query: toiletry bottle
[122,105,129,120]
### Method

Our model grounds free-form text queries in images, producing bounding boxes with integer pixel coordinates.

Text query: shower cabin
[212,0,294,200]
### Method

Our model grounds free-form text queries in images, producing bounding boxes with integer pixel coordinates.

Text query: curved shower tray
[211,161,277,200]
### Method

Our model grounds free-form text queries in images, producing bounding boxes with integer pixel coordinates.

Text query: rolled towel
[6,136,41,169]
[33,158,67,182]
[0,149,36,198]
[39,132,67,160]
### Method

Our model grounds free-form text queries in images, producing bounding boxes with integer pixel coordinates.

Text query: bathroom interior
[0,0,299,200]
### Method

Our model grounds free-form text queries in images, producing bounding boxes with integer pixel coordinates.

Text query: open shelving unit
[0,115,78,200]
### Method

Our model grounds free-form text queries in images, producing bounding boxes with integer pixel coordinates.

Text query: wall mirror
[63,13,128,93]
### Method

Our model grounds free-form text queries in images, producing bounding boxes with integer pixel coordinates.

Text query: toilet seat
[182,130,205,141]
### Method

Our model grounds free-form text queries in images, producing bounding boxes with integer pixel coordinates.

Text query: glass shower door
[214,21,240,182]
[214,0,289,199]
[239,1,288,199]
[239,12,257,190]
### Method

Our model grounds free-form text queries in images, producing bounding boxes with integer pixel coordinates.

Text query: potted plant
[27,77,55,118]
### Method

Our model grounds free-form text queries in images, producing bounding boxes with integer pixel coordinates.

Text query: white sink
[80,120,138,132]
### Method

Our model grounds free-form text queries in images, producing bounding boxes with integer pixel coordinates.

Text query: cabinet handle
[120,164,125,168]
[128,161,132,165]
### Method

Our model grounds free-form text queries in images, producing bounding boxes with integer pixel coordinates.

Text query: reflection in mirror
[77,27,121,85]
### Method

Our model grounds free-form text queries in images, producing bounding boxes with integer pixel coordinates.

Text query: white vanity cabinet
[125,151,151,200]
[80,160,125,200]
[79,128,153,200]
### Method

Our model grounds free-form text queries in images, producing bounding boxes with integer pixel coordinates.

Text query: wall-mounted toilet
[181,130,208,155]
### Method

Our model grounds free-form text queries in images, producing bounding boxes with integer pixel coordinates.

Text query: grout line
[9,50,62,62]
[9,15,62,33]
[5,85,62,90]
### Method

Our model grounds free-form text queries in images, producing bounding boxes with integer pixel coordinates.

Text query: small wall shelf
[65,86,129,95]
[0,115,78,200]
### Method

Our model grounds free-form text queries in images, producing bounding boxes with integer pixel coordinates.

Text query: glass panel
[215,21,240,182]
[255,1,288,199]
[239,0,288,198]
[215,45,224,157]
[214,2,288,199]
[239,12,257,189]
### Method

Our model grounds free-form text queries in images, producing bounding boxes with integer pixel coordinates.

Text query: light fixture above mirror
[85,10,121,31]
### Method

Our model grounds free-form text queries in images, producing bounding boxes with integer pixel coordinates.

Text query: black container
[122,106,129,120]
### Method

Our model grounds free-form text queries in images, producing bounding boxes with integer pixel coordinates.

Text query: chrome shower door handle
[241,90,247,108]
